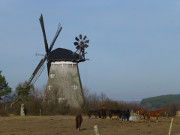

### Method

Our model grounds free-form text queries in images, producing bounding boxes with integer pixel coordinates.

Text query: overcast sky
[0,0,180,101]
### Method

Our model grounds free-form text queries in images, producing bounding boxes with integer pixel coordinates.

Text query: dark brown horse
[99,109,107,119]
[136,108,147,119]
[147,109,166,122]
[88,110,100,119]
[109,109,122,119]
[75,114,83,131]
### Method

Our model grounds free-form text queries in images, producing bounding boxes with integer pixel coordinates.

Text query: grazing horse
[88,110,100,119]
[147,109,166,122]
[99,109,107,119]
[136,108,147,119]
[109,109,122,119]
[76,114,83,131]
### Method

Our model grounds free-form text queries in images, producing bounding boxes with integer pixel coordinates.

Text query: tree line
[0,70,179,117]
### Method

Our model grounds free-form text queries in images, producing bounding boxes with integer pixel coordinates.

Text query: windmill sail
[39,14,49,55]
[48,24,62,52]
[27,56,47,85]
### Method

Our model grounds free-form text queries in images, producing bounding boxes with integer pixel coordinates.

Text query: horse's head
[162,110,165,114]
[88,112,91,118]
[135,109,139,114]
[158,110,168,116]
[164,111,168,116]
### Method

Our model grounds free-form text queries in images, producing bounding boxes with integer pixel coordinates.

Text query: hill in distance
[140,94,180,109]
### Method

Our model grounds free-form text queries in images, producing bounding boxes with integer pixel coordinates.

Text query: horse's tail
[76,114,83,130]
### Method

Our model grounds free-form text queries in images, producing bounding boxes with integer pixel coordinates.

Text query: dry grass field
[0,115,180,135]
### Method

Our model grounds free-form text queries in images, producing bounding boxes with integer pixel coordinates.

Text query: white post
[168,118,174,135]
[20,104,25,116]
[94,125,101,135]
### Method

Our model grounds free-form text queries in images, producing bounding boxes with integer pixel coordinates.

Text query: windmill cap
[48,48,85,62]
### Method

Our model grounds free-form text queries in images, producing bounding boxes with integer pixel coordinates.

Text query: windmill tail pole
[168,118,174,135]
[10,96,21,108]
[94,125,101,135]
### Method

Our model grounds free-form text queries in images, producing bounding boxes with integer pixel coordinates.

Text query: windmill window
[48,85,52,90]
[50,74,55,78]
[58,97,65,103]
[72,85,78,90]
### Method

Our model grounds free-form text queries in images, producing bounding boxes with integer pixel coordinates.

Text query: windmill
[28,14,89,109]
[27,14,62,85]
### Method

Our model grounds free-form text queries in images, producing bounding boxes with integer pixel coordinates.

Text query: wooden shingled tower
[27,14,89,109]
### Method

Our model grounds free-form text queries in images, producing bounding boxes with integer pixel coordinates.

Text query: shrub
[41,102,69,115]
[24,99,42,115]
[163,103,180,116]
[0,103,9,116]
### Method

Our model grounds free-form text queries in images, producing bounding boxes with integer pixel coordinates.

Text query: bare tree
[99,92,107,102]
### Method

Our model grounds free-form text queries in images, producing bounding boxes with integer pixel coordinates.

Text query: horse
[147,109,166,122]
[88,110,100,119]
[109,109,122,119]
[99,109,107,119]
[136,108,147,119]
[75,114,83,131]
[121,109,130,121]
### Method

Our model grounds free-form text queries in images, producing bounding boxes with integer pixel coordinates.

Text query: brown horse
[75,114,83,131]
[136,108,147,119]
[147,109,166,122]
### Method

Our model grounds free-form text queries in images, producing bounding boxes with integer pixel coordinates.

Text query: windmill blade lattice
[27,56,47,85]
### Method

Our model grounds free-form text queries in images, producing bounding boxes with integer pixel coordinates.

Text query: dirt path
[0,115,179,135]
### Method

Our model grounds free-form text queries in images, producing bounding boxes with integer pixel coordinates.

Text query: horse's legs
[78,124,81,130]
[109,114,112,119]
[88,113,91,119]
[99,112,101,118]
[76,116,79,131]
[147,115,150,122]
[156,116,159,122]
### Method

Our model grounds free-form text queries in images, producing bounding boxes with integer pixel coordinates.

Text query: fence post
[20,103,25,116]
[168,118,174,135]
[94,125,101,135]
